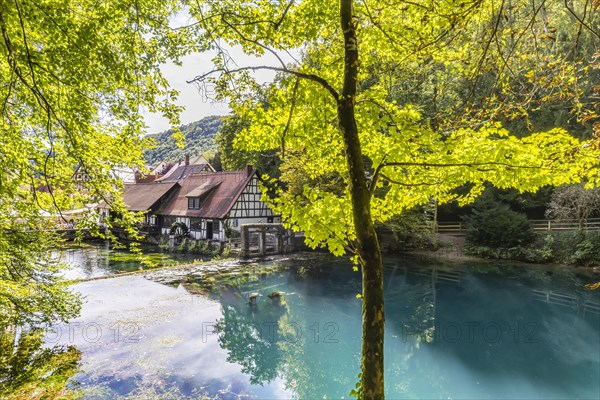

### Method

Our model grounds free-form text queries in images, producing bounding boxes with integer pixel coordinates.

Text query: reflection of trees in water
[387,262,600,398]
[215,285,288,385]
[210,262,599,398]
[214,265,438,398]
[384,264,444,398]
[214,278,360,398]
[0,327,81,399]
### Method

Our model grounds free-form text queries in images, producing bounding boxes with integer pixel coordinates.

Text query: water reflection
[32,256,600,399]
[56,242,202,280]
[0,327,81,399]
[383,260,600,399]
[214,284,288,385]
[206,260,600,398]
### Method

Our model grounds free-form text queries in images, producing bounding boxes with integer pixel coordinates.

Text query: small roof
[185,181,221,198]
[159,168,254,219]
[155,163,212,182]
[121,182,179,212]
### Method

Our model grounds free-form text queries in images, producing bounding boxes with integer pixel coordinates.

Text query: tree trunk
[338,1,385,398]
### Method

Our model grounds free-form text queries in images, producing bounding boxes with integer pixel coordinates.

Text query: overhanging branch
[188,66,340,101]
[381,160,547,169]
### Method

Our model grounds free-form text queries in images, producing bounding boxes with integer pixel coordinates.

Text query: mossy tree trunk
[338,1,385,397]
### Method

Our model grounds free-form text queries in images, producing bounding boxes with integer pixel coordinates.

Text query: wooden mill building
[118,164,279,241]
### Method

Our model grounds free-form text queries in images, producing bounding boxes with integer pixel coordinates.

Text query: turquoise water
[46,256,599,399]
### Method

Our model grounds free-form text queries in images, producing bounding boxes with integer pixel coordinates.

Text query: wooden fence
[437,218,600,234]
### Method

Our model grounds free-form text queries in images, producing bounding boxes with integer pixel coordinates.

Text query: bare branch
[564,0,600,40]
[188,65,340,101]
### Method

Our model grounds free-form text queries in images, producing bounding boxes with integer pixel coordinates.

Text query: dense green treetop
[215,114,281,176]
[190,0,600,255]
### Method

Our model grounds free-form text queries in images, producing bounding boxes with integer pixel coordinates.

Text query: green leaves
[0,0,194,326]
[191,0,600,258]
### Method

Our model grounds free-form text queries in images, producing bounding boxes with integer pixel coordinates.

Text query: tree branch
[381,160,547,169]
[564,0,600,40]
[281,77,300,158]
[274,0,295,30]
[188,66,340,101]
[379,172,441,187]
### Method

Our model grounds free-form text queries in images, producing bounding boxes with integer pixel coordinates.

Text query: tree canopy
[192,0,600,254]
[0,0,196,326]
[189,0,600,396]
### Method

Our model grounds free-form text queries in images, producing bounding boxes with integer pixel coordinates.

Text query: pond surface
[56,242,202,280]
[43,253,600,399]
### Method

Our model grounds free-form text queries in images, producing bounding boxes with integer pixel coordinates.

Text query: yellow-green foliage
[0,0,194,326]
[189,0,600,256]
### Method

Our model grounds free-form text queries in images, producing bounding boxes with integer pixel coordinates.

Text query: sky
[143,48,287,135]
[143,52,229,134]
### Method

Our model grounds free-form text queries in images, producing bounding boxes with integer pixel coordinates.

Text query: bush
[463,244,552,263]
[382,206,436,251]
[545,232,600,266]
[463,197,535,248]
[570,239,595,265]
[465,232,600,265]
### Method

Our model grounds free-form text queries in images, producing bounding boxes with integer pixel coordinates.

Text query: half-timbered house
[96,181,180,233]
[122,182,180,228]
[157,166,279,241]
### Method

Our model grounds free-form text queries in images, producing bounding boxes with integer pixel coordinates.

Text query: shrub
[463,197,535,248]
[463,244,552,263]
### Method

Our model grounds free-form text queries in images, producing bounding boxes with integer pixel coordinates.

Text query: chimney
[185,154,190,166]
[245,165,253,177]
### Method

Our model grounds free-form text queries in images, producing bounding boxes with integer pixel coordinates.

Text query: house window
[188,197,200,209]
[213,220,220,232]
[232,218,239,228]
[190,218,202,231]
[149,215,157,226]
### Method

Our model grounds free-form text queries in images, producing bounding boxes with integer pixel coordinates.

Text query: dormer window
[188,197,201,209]
[185,180,221,210]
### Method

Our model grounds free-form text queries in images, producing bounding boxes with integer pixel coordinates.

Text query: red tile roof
[159,169,255,219]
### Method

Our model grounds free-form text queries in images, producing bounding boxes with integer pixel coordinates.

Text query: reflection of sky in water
[47,257,600,399]
[49,276,289,398]
[54,243,200,280]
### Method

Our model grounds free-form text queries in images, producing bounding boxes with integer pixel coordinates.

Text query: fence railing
[436,222,465,233]
[436,218,600,234]
[529,219,600,232]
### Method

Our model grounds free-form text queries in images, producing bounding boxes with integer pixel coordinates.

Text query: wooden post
[277,226,284,254]
[259,227,266,256]
[241,226,250,258]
